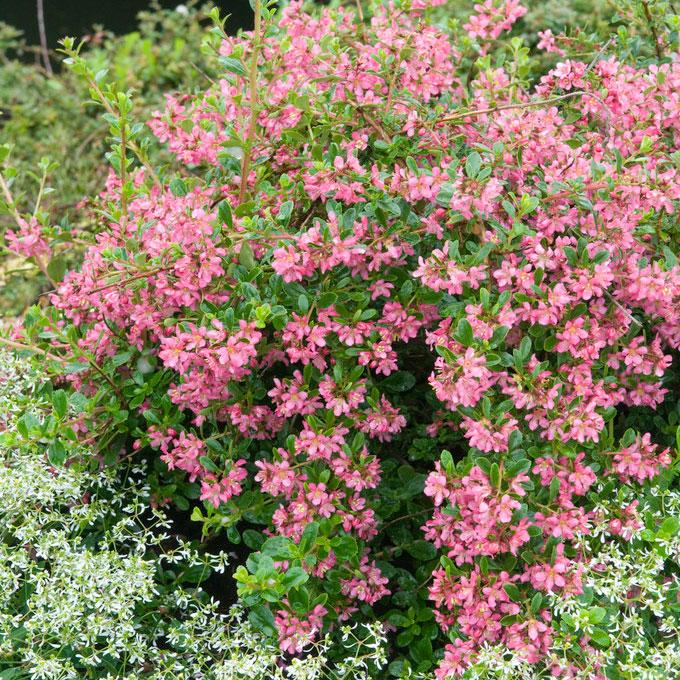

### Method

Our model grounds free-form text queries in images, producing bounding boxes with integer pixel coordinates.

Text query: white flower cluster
[463,644,537,680]
[0,352,390,679]
[546,484,680,679]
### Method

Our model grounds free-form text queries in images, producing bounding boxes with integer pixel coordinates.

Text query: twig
[443,90,612,147]
[0,172,24,226]
[32,168,47,219]
[440,91,589,123]
[190,61,216,85]
[86,266,171,295]
[238,0,263,205]
[36,0,53,76]
[354,0,368,40]
[641,1,663,60]
[85,77,161,186]
[361,109,390,143]
[585,37,614,74]
[0,336,64,363]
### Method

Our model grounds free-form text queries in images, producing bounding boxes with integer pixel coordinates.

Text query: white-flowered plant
[543,484,680,680]
[0,351,390,679]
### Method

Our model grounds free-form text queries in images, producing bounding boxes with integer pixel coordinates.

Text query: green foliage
[0,2,217,316]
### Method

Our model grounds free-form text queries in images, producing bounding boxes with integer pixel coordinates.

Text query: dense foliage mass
[1,0,679,678]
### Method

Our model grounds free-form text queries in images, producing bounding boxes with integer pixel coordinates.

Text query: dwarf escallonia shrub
[4,0,680,677]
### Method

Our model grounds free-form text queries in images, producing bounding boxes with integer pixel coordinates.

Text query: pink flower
[340,555,390,605]
[275,604,327,654]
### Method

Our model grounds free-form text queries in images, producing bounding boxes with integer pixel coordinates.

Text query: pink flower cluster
[610,433,672,484]
[5,216,51,260]
[423,465,532,565]
[463,0,527,43]
[430,566,555,677]
[152,429,247,507]
[255,421,383,545]
[160,319,262,417]
[275,603,327,654]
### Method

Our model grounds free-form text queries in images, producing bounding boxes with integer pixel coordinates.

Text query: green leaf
[465,151,482,179]
[169,178,188,196]
[406,540,437,561]
[455,318,474,346]
[277,201,294,222]
[300,522,319,553]
[282,566,309,590]
[658,516,679,539]
[198,456,219,473]
[563,246,578,266]
[508,430,523,450]
[518,336,532,362]
[174,495,189,511]
[297,294,309,314]
[503,583,522,602]
[440,450,454,474]
[243,529,265,550]
[561,612,576,629]
[52,389,68,419]
[489,463,500,488]
[48,440,67,466]
[410,635,432,666]
[317,292,337,308]
[380,371,416,393]
[388,613,411,627]
[519,194,539,216]
[288,587,310,614]
[262,536,293,560]
[331,535,358,561]
[589,627,611,647]
[436,183,454,206]
[662,246,678,268]
[220,56,248,77]
[501,614,519,625]
[111,350,133,367]
[490,325,510,347]
[249,605,276,636]
[588,606,607,624]
[218,200,233,229]
[239,242,255,269]
[388,660,409,677]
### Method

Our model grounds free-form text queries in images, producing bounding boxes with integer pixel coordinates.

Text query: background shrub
[0,2,217,317]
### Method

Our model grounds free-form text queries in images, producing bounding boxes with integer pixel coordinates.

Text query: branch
[36,0,53,76]
[0,336,64,363]
[440,91,589,123]
[238,0,263,205]
[441,90,612,147]
[641,1,663,61]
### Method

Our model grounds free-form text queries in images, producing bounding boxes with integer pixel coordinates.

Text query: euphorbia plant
[4,0,680,677]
